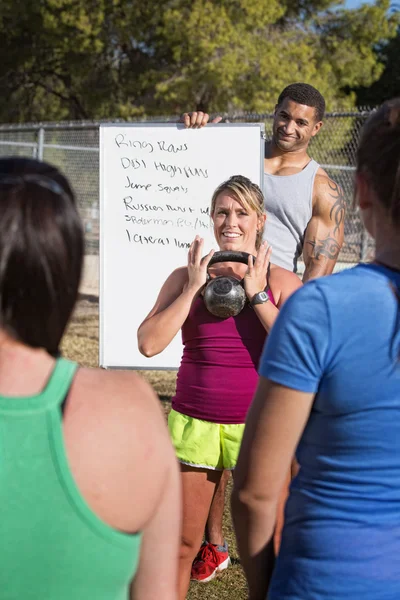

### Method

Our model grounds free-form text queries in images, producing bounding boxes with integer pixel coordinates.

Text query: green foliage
[355,25,400,106]
[0,0,398,122]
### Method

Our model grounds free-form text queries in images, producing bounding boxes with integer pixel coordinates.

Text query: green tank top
[0,357,141,600]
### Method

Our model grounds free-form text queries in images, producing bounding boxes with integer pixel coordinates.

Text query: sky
[344,0,374,7]
[343,0,399,11]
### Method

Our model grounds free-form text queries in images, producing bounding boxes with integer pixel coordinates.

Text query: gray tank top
[263,159,319,272]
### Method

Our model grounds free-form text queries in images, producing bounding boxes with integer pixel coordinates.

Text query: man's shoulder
[312,167,343,215]
[314,166,336,189]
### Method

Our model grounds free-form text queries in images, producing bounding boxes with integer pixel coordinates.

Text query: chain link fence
[0,112,375,272]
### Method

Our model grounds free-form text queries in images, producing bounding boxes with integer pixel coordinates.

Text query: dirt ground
[61,297,249,600]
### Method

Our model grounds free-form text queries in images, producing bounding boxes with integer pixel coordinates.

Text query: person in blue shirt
[231,97,400,600]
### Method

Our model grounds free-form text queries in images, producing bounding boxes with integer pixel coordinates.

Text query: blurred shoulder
[63,367,175,533]
[70,367,167,431]
[313,264,380,290]
[74,366,154,395]
[296,264,387,310]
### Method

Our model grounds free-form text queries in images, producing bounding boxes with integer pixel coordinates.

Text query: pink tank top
[172,290,274,424]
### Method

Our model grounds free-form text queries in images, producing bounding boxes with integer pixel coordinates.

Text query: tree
[355,24,400,106]
[153,0,399,114]
[0,0,398,122]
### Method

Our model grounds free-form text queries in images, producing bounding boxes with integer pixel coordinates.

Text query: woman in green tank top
[0,158,180,600]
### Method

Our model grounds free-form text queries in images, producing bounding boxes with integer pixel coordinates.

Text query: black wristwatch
[250,290,270,307]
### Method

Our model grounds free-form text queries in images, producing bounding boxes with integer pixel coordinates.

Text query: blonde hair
[210,175,266,249]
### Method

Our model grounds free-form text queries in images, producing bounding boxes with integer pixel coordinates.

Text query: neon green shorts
[168,409,245,471]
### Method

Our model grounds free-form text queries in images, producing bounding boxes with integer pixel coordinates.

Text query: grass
[61,298,249,600]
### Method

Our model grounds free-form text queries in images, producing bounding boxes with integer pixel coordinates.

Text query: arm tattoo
[307,236,340,261]
[328,181,346,237]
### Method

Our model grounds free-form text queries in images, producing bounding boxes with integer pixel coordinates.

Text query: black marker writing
[121,157,147,170]
[127,234,170,246]
[154,161,208,179]
[174,239,191,249]
[115,135,153,153]
[157,184,188,194]
[125,215,174,226]
[166,205,187,213]
[194,218,209,230]
[123,197,164,212]
[157,141,188,154]
[125,176,152,190]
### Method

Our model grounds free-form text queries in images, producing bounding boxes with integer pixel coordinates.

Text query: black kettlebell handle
[205,250,271,287]
[205,251,256,285]
[207,250,255,268]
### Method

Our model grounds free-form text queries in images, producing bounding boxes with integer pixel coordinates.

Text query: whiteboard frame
[99,122,266,370]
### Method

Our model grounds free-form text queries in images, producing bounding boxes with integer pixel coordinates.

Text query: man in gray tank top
[183,82,345,282]
[262,83,344,280]
[182,83,345,579]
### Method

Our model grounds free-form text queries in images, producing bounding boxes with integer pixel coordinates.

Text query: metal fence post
[37,127,45,161]
[360,229,369,263]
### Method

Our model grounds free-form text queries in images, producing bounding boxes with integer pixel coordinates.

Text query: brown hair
[0,157,84,355]
[210,175,266,249]
[357,98,400,225]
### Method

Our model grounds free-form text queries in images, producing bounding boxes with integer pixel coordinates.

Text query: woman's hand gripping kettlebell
[244,241,272,302]
[185,236,215,296]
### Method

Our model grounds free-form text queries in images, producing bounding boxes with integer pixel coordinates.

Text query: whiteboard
[99,123,265,369]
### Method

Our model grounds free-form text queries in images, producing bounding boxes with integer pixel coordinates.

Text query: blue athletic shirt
[259,263,400,600]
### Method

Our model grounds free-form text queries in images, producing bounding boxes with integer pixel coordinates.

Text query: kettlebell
[203,251,254,319]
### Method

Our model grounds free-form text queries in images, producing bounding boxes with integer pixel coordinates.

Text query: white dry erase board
[99,123,265,369]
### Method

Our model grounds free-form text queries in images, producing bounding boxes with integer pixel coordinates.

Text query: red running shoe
[191,541,231,582]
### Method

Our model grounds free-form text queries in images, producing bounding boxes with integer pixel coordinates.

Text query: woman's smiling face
[212,192,261,254]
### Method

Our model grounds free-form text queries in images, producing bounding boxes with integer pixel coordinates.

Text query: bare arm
[270,267,302,310]
[244,243,302,332]
[137,267,194,357]
[302,173,345,282]
[64,369,182,600]
[251,271,302,332]
[131,449,181,600]
[231,378,314,600]
[137,237,214,357]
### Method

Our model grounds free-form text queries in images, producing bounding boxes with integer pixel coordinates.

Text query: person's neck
[265,140,311,168]
[374,225,400,271]
[374,251,400,272]
[0,332,55,396]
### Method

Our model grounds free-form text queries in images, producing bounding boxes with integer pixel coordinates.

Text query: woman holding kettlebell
[138,174,301,599]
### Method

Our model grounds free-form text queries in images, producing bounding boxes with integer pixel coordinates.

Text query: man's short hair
[277,83,326,122]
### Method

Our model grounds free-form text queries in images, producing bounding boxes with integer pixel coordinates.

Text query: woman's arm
[119,374,181,600]
[131,448,181,600]
[244,243,302,333]
[137,237,214,357]
[231,378,314,600]
[232,282,330,599]
[137,267,195,357]
[64,367,181,600]
[273,268,303,309]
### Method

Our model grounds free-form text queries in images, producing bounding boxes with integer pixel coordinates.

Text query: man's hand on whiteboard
[186,236,215,294]
[181,111,223,128]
